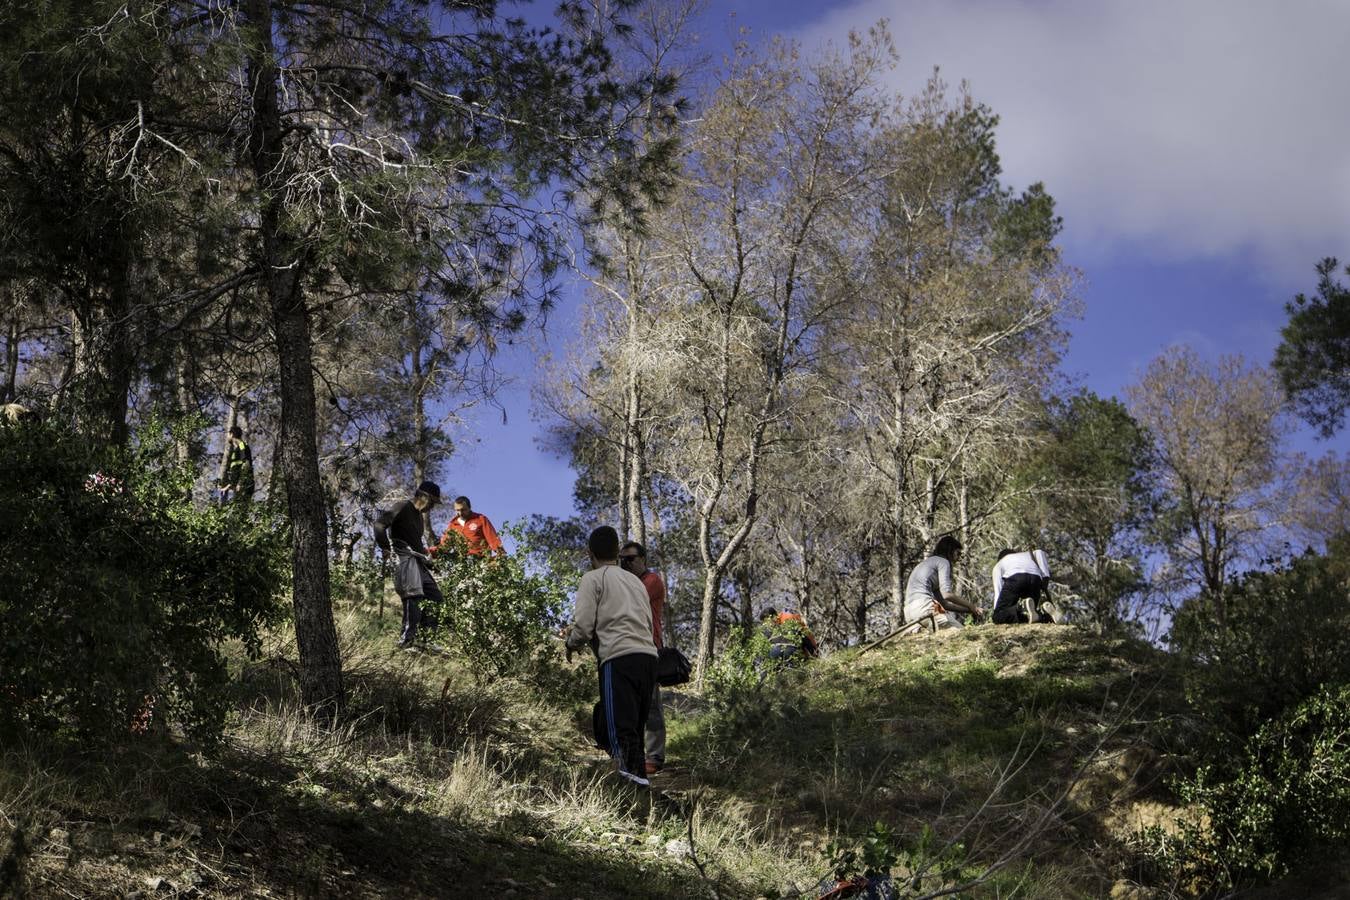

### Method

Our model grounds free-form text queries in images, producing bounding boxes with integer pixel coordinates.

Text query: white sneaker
[617,770,651,788]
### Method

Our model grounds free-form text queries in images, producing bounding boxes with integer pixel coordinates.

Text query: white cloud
[794,0,1350,278]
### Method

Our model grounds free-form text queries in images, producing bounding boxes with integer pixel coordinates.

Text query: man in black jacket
[374,481,444,649]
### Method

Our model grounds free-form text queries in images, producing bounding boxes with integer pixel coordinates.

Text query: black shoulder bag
[656,646,692,687]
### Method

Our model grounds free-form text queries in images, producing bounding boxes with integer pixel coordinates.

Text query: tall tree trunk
[617,402,631,539]
[1205,520,1228,624]
[887,278,916,629]
[922,471,938,546]
[798,539,812,625]
[692,490,763,685]
[691,251,789,684]
[410,341,435,544]
[692,425,769,683]
[2,312,18,404]
[70,279,134,446]
[623,381,646,544]
[272,297,344,716]
[244,0,343,718]
[856,543,872,642]
[735,570,753,630]
[623,302,646,546]
[889,388,908,628]
[58,102,134,446]
[957,468,970,587]
[173,342,194,499]
[217,387,239,487]
[693,507,723,685]
[691,300,736,687]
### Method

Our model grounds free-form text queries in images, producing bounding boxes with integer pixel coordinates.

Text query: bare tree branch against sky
[456,0,1349,531]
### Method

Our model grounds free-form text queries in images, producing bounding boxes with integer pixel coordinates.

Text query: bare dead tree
[1127,346,1288,616]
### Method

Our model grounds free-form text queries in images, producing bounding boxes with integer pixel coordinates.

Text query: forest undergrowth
[3,578,1346,899]
[0,586,812,899]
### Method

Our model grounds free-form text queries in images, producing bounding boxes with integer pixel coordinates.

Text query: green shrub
[1153,685,1350,893]
[825,821,981,895]
[704,625,787,712]
[683,625,806,770]
[1144,545,1350,893]
[425,525,569,683]
[1169,545,1350,746]
[330,552,383,606]
[826,821,902,881]
[0,418,286,745]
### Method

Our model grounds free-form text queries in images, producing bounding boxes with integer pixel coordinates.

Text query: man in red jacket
[433,496,505,557]
[620,540,667,775]
[760,607,819,660]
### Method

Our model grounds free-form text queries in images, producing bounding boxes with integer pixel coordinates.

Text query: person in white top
[563,525,658,786]
[991,549,1052,624]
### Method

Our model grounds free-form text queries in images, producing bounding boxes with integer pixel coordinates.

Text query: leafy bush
[827,821,902,882]
[1152,543,1350,893]
[685,625,809,770]
[330,552,383,607]
[425,525,569,683]
[823,821,980,897]
[704,625,792,713]
[0,418,286,745]
[1151,685,1350,893]
[1169,544,1350,746]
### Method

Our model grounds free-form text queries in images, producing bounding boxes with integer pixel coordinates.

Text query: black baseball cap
[416,481,442,500]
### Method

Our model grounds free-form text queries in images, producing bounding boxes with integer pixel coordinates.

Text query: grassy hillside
[670,627,1191,897]
[0,596,1227,898]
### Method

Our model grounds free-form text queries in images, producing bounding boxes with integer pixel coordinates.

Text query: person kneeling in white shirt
[991,549,1053,624]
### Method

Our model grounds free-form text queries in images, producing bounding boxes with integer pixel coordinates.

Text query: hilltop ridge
[668,626,1188,897]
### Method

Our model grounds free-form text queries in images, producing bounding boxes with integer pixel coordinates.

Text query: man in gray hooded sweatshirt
[564,525,658,786]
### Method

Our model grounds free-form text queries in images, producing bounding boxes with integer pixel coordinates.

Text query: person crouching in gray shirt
[904,535,986,629]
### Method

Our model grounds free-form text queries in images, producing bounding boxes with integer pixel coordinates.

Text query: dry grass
[1,601,1209,898]
[1,593,820,898]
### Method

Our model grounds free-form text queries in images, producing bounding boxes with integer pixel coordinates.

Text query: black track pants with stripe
[993,572,1044,624]
[599,652,656,776]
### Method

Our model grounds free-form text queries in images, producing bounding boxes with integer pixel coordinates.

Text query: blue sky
[444,0,1350,531]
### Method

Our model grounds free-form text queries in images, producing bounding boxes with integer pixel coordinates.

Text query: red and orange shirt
[773,612,819,657]
[639,570,665,648]
[437,512,503,556]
